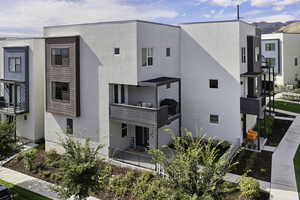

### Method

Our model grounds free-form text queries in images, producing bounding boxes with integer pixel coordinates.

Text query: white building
[262,33,300,86]
[0,38,45,142]
[43,20,269,168]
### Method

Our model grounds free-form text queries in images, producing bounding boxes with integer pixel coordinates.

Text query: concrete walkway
[0,167,100,200]
[270,116,300,200]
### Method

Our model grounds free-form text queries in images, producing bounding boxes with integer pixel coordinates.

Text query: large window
[241,47,246,63]
[266,57,276,66]
[8,57,21,72]
[52,82,70,102]
[265,43,275,51]
[51,48,70,66]
[142,48,153,67]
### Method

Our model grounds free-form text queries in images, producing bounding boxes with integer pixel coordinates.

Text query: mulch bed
[266,119,293,146]
[275,112,296,118]
[230,149,272,182]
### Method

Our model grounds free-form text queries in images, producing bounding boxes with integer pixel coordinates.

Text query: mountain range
[253,21,300,34]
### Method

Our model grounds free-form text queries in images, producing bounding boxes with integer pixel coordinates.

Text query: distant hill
[253,21,300,34]
[278,22,300,33]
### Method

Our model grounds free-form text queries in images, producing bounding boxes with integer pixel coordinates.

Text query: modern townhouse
[0,38,45,142]
[43,20,272,168]
[262,33,300,86]
[43,21,181,162]
[180,20,271,151]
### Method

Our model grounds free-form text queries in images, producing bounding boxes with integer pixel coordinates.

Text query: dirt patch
[230,149,272,182]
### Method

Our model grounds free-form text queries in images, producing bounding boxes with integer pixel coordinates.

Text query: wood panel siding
[45,36,80,117]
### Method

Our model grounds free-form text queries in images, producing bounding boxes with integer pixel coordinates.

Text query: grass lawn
[294,145,300,199]
[273,100,300,114]
[0,179,51,200]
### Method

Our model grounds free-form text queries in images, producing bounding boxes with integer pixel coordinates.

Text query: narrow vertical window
[295,58,298,66]
[122,123,127,137]
[8,57,21,72]
[66,118,73,134]
[121,85,125,104]
[114,85,119,103]
[241,47,246,63]
[142,48,153,67]
[166,48,171,57]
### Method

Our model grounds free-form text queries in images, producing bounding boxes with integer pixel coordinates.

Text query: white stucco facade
[262,33,300,86]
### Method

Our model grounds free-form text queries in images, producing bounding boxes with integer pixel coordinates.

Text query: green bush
[0,122,18,160]
[132,171,170,200]
[239,176,260,200]
[21,148,38,171]
[108,171,136,200]
[45,150,62,168]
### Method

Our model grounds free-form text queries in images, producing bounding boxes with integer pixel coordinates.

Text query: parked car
[0,185,11,200]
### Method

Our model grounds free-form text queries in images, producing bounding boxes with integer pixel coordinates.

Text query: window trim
[8,56,22,73]
[50,48,70,67]
[51,81,71,103]
[209,114,219,124]
[142,48,154,67]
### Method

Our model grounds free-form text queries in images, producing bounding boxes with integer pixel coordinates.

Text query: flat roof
[179,19,255,27]
[45,20,180,29]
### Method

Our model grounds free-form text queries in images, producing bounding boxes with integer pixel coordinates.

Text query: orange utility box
[247,130,258,141]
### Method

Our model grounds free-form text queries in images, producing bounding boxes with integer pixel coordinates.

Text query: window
[241,48,246,63]
[142,48,153,67]
[121,123,127,137]
[255,47,260,62]
[114,85,119,103]
[266,57,276,66]
[66,118,73,134]
[8,57,21,72]
[51,48,70,66]
[210,114,219,124]
[52,82,70,102]
[209,79,218,89]
[265,43,275,51]
[295,58,298,66]
[121,85,125,103]
[166,48,171,57]
[114,48,120,55]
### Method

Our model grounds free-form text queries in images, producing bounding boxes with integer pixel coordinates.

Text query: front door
[136,126,149,148]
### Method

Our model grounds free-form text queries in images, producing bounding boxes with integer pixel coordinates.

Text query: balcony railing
[110,104,170,128]
[240,96,265,115]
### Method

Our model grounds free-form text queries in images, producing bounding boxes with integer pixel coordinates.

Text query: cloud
[251,0,300,10]
[195,0,246,7]
[0,0,178,36]
[250,14,296,22]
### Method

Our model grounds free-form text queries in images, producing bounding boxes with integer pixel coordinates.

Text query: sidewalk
[0,167,100,200]
[270,116,300,200]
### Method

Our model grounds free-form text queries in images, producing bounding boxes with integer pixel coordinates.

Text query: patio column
[178,80,182,137]
[155,86,159,149]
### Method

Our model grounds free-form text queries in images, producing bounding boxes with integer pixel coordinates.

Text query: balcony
[240,96,266,116]
[110,103,174,128]
[0,80,29,115]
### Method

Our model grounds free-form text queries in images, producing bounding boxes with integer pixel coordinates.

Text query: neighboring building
[0,38,45,142]
[43,20,270,167]
[262,33,300,86]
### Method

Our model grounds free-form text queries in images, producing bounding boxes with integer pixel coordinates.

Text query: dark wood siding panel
[45,36,80,117]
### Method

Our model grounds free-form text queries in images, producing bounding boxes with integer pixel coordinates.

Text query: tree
[0,122,17,160]
[149,133,236,200]
[51,136,108,200]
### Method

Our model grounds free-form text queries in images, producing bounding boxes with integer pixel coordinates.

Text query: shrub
[239,176,260,200]
[46,150,62,168]
[132,171,170,200]
[21,148,38,171]
[51,137,108,200]
[0,122,18,160]
[108,171,136,200]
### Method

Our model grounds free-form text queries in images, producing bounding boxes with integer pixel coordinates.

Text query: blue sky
[0,0,299,36]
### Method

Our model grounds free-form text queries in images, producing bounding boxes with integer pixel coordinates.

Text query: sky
[0,0,299,36]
